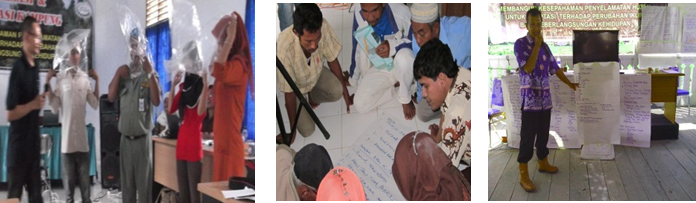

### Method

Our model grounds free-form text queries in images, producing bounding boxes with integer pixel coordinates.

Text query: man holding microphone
[513,7,578,192]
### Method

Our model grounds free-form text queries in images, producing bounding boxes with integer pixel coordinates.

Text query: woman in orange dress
[210,11,254,181]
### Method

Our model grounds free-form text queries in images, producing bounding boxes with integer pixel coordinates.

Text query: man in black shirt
[6,16,46,203]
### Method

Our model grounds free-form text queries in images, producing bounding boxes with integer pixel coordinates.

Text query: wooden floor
[488,108,696,201]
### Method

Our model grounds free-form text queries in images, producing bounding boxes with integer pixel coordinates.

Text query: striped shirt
[277,19,341,94]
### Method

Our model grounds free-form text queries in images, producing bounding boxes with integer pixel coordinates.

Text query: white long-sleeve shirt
[49,70,98,153]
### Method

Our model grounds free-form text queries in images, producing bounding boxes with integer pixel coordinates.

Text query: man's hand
[429,123,441,143]
[116,65,130,79]
[307,94,320,109]
[402,101,415,120]
[376,41,390,58]
[341,70,353,113]
[534,34,544,48]
[343,90,353,114]
[30,94,45,110]
[568,83,579,91]
[88,69,99,81]
[173,71,183,85]
[46,69,56,83]
[142,57,153,74]
[342,71,351,86]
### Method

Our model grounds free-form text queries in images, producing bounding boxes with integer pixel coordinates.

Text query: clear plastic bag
[116,4,157,135]
[52,29,90,73]
[168,0,205,75]
[118,5,151,79]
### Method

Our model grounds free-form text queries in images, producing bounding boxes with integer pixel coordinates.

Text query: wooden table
[198,181,252,203]
[651,72,684,123]
[0,199,19,203]
[153,137,214,192]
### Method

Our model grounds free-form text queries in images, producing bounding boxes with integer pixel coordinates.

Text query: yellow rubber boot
[519,163,536,192]
[537,157,558,173]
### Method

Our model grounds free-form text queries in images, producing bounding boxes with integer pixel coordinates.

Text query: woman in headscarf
[211,11,254,181]
[392,131,471,201]
[316,166,366,201]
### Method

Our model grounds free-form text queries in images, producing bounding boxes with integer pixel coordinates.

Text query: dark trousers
[177,160,202,203]
[62,152,91,203]
[7,160,42,203]
[518,109,552,163]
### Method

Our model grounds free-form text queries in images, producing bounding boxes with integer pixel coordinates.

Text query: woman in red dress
[167,42,208,202]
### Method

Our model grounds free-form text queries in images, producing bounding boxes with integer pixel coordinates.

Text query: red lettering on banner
[14,11,63,27]
[0,9,15,21]
[37,0,46,7]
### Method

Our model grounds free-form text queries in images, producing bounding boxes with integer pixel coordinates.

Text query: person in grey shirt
[107,28,161,203]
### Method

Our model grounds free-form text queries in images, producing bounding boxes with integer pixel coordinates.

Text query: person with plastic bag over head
[165,41,208,203]
[107,5,161,203]
[165,2,209,200]
[45,29,99,203]
[210,11,253,181]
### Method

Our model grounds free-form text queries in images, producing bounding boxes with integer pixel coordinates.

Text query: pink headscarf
[316,166,366,201]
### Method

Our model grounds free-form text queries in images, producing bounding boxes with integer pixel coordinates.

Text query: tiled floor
[276,90,438,165]
[276,5,438,165]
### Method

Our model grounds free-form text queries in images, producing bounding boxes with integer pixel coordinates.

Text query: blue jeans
[278,3,299,31]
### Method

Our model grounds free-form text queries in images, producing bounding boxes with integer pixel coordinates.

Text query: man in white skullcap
[410,3,471,122]
[348,3,416,120]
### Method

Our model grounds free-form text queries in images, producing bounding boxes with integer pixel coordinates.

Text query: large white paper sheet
[575,62,620,159]
[501,75,523,148]
[619,74,651,147]
[501,71,650,152]
[548,76,581,148]
[639,6,681,53]
[682,13,696,53]
[337,113,412,201]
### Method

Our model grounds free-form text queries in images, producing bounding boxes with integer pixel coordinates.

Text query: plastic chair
[678,89,690,115]
[489,78,506,147]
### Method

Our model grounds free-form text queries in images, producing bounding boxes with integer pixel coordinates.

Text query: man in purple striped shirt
[513,7,578,193]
